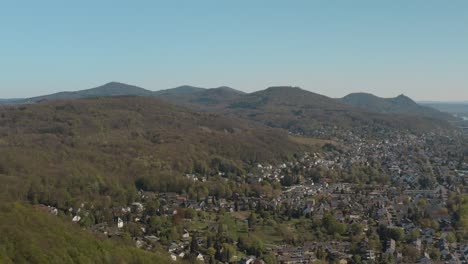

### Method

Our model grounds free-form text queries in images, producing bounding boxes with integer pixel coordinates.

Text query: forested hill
[154,85,454,134]
[154,85,245,107]
[7,82,154,104]
[0,96,304,204]
[0,83,455,134]
[223,86,452,135]
[1,82,245,106]
[152,85,455,132]
[341,92,455,120]
[0,96,308,263]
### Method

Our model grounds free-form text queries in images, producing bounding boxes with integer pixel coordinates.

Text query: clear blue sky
[1,0,467,101]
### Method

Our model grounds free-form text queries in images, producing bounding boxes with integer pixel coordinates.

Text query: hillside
[154,85,245,107]
[153,85,206,96]
[223,86,451,135]
[0,96,304,204]
[0,83,454,135]
[0,202,171,264]
[1,82,246,107]
[230,86,346,110]
[13,82,154,104]
[341,93,454,120]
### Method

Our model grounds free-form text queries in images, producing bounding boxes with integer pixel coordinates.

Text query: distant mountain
[154,86,245,108]
[154,85,245,107]
[341,93,454,120]
[0,83,454,133]
[229,86,346,110]
[25,82,154,103]
[225,86,453,134]
[0,83,246,106]
[154,85,206,96]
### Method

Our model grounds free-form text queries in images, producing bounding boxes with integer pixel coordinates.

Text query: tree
[445,232,456,243]
[381,253,396,264]
[350,223,364,236]
[387,227,404,241]
[221,243,236,262]
[352,255,362,264]
[125,222,143,237]
[248,212,257,231]
[316,247,328,261]
[207,247,216,257]
[408,228,420,242]
[238,235,265,257]
[263,253,276,264]
[190,234,199,254]
[144,199,160,216]
[322,213,346,236]
[403,245,419,263]
[430,248,441,260]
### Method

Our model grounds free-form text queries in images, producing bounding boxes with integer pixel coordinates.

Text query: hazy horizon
[1,1,467,101]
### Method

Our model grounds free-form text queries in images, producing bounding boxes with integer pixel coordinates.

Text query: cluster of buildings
[36,129,467,263]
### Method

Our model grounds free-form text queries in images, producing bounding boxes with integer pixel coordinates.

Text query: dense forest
[0,97,308,203]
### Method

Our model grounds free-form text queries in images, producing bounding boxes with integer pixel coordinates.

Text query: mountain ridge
[0,82,455,128]
[341,92,454,120]
[222,86,452,135]
[2,82,247,105]
[153,85,245,107]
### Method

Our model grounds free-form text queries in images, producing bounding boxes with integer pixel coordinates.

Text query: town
[35,128,468,264]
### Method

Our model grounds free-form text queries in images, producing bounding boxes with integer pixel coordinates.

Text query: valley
[0,85,466,264]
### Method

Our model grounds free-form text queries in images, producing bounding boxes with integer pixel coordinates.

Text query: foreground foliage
[0,203,171,264]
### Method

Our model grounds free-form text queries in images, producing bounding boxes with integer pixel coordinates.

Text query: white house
[117,217,124,228]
